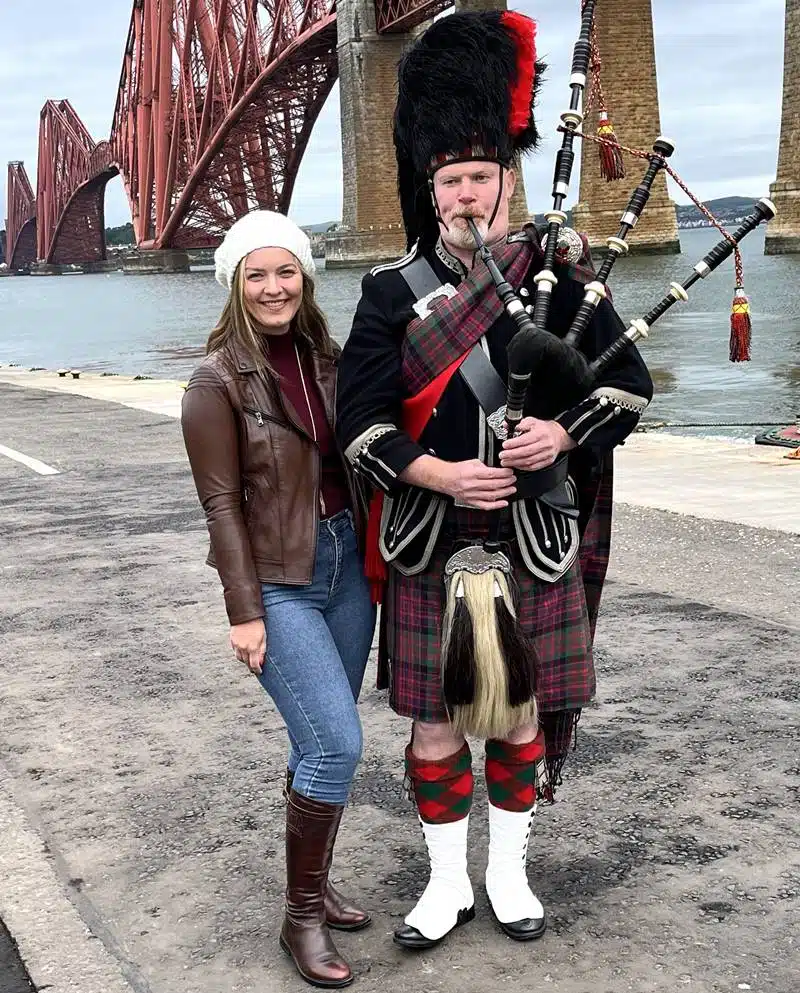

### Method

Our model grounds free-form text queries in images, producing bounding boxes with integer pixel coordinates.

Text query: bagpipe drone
[479,0,775,436]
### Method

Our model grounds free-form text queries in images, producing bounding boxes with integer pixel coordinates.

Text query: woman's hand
[230,619,267,675]
[499,418,575,472]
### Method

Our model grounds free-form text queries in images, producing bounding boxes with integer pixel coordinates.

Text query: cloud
[520,0,785,209]
[0,0,131,224]
[1,0,787,234]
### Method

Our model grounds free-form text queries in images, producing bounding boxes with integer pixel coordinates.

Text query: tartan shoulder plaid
[400,236,536,396]
[399,225,603,396]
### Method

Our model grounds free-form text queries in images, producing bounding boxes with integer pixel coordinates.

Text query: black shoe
[393,905,475,950]
[488,900,546,942]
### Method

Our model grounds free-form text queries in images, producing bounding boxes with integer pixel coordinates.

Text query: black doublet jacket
[335,234,654,581]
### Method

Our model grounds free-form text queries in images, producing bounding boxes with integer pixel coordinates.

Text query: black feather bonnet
[393,10,544,250]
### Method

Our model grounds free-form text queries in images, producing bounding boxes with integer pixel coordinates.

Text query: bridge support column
[80,260,121,274]
[327,0,408,268]
[573,0,679,255]
[766,0,800,254]
[122,250,190,274]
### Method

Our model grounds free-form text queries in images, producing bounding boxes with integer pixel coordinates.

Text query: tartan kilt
[574,451,614,639]
[383,505,596,726]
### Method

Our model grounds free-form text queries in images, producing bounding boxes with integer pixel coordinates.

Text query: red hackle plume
[501,11,537,136]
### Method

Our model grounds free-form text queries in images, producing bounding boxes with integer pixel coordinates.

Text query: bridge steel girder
[374,0,451,34]
[47,168,119,265]
[6,161,38,269]
[36,100,118,264]
[111,0,338,250]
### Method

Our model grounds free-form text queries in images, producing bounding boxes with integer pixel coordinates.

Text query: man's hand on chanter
[399,454,516,510]
[499,418,575,472]
[442,459,517,511]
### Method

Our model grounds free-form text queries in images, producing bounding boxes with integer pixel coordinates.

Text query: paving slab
[0,366,185,419]
[615,433,800,534]
[0,381,797,993]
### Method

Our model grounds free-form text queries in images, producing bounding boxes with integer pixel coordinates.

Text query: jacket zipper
[242,405,265,426]
[293,344,327,519]
[243,404,295,430]
[242,402,322,544]
[242,378,320,582]
[332,372,365,548]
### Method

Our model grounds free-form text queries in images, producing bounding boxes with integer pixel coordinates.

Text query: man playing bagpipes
[335,10,653,949]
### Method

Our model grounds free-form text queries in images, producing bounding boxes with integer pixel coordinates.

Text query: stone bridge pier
[325,0,408,268]
[766,0,800,254]
[573,0,679,254]
[326,0,531,268]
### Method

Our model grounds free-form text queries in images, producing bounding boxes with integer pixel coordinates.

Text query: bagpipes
[439,0,775,739]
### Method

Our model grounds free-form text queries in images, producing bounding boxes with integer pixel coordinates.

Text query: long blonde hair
[206,258,336,375]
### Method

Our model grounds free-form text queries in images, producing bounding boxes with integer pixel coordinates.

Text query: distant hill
[533,196,762,231]
[106,222,135,246]
[674,196,758,228]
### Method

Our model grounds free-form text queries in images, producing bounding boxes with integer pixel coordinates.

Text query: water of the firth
[1,227,798,436]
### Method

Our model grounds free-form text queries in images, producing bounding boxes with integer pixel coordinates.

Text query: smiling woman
[206,221,334,377]
[243,247,304,329]
[180,210,376,989]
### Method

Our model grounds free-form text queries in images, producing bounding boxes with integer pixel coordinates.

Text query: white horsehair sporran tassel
[440,543,537,740]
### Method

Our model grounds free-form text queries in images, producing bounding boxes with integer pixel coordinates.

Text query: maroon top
[267,332,350,519]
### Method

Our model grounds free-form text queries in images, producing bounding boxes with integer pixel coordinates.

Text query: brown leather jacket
[181,338,365,625]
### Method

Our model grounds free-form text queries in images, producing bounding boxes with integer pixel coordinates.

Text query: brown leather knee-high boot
[285,771,371,932]
[280,789,353,989]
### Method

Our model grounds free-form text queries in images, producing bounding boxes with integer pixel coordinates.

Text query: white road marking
[0,444,60,475]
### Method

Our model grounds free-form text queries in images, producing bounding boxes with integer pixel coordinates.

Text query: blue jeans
[257,509,376,805]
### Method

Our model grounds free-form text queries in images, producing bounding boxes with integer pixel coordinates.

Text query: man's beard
[446,213,489,250]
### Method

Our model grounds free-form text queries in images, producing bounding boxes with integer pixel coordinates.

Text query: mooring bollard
[70,370,81,379]
[57,369,68,377]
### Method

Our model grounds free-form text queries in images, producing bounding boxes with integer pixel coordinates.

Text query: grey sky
[0,0,787,231]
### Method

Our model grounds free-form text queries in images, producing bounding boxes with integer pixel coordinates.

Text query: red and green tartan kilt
[575,451,614,639]
[384,506,596,726]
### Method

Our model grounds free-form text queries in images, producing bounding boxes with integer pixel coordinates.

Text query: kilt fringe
[538,709,581,803]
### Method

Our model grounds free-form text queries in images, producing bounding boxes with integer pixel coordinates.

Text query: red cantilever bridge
[4,0,450,272]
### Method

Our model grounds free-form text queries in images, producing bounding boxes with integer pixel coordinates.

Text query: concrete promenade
[0,368,798,993]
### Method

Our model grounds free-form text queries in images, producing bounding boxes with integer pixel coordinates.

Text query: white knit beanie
[214,210,316,290]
